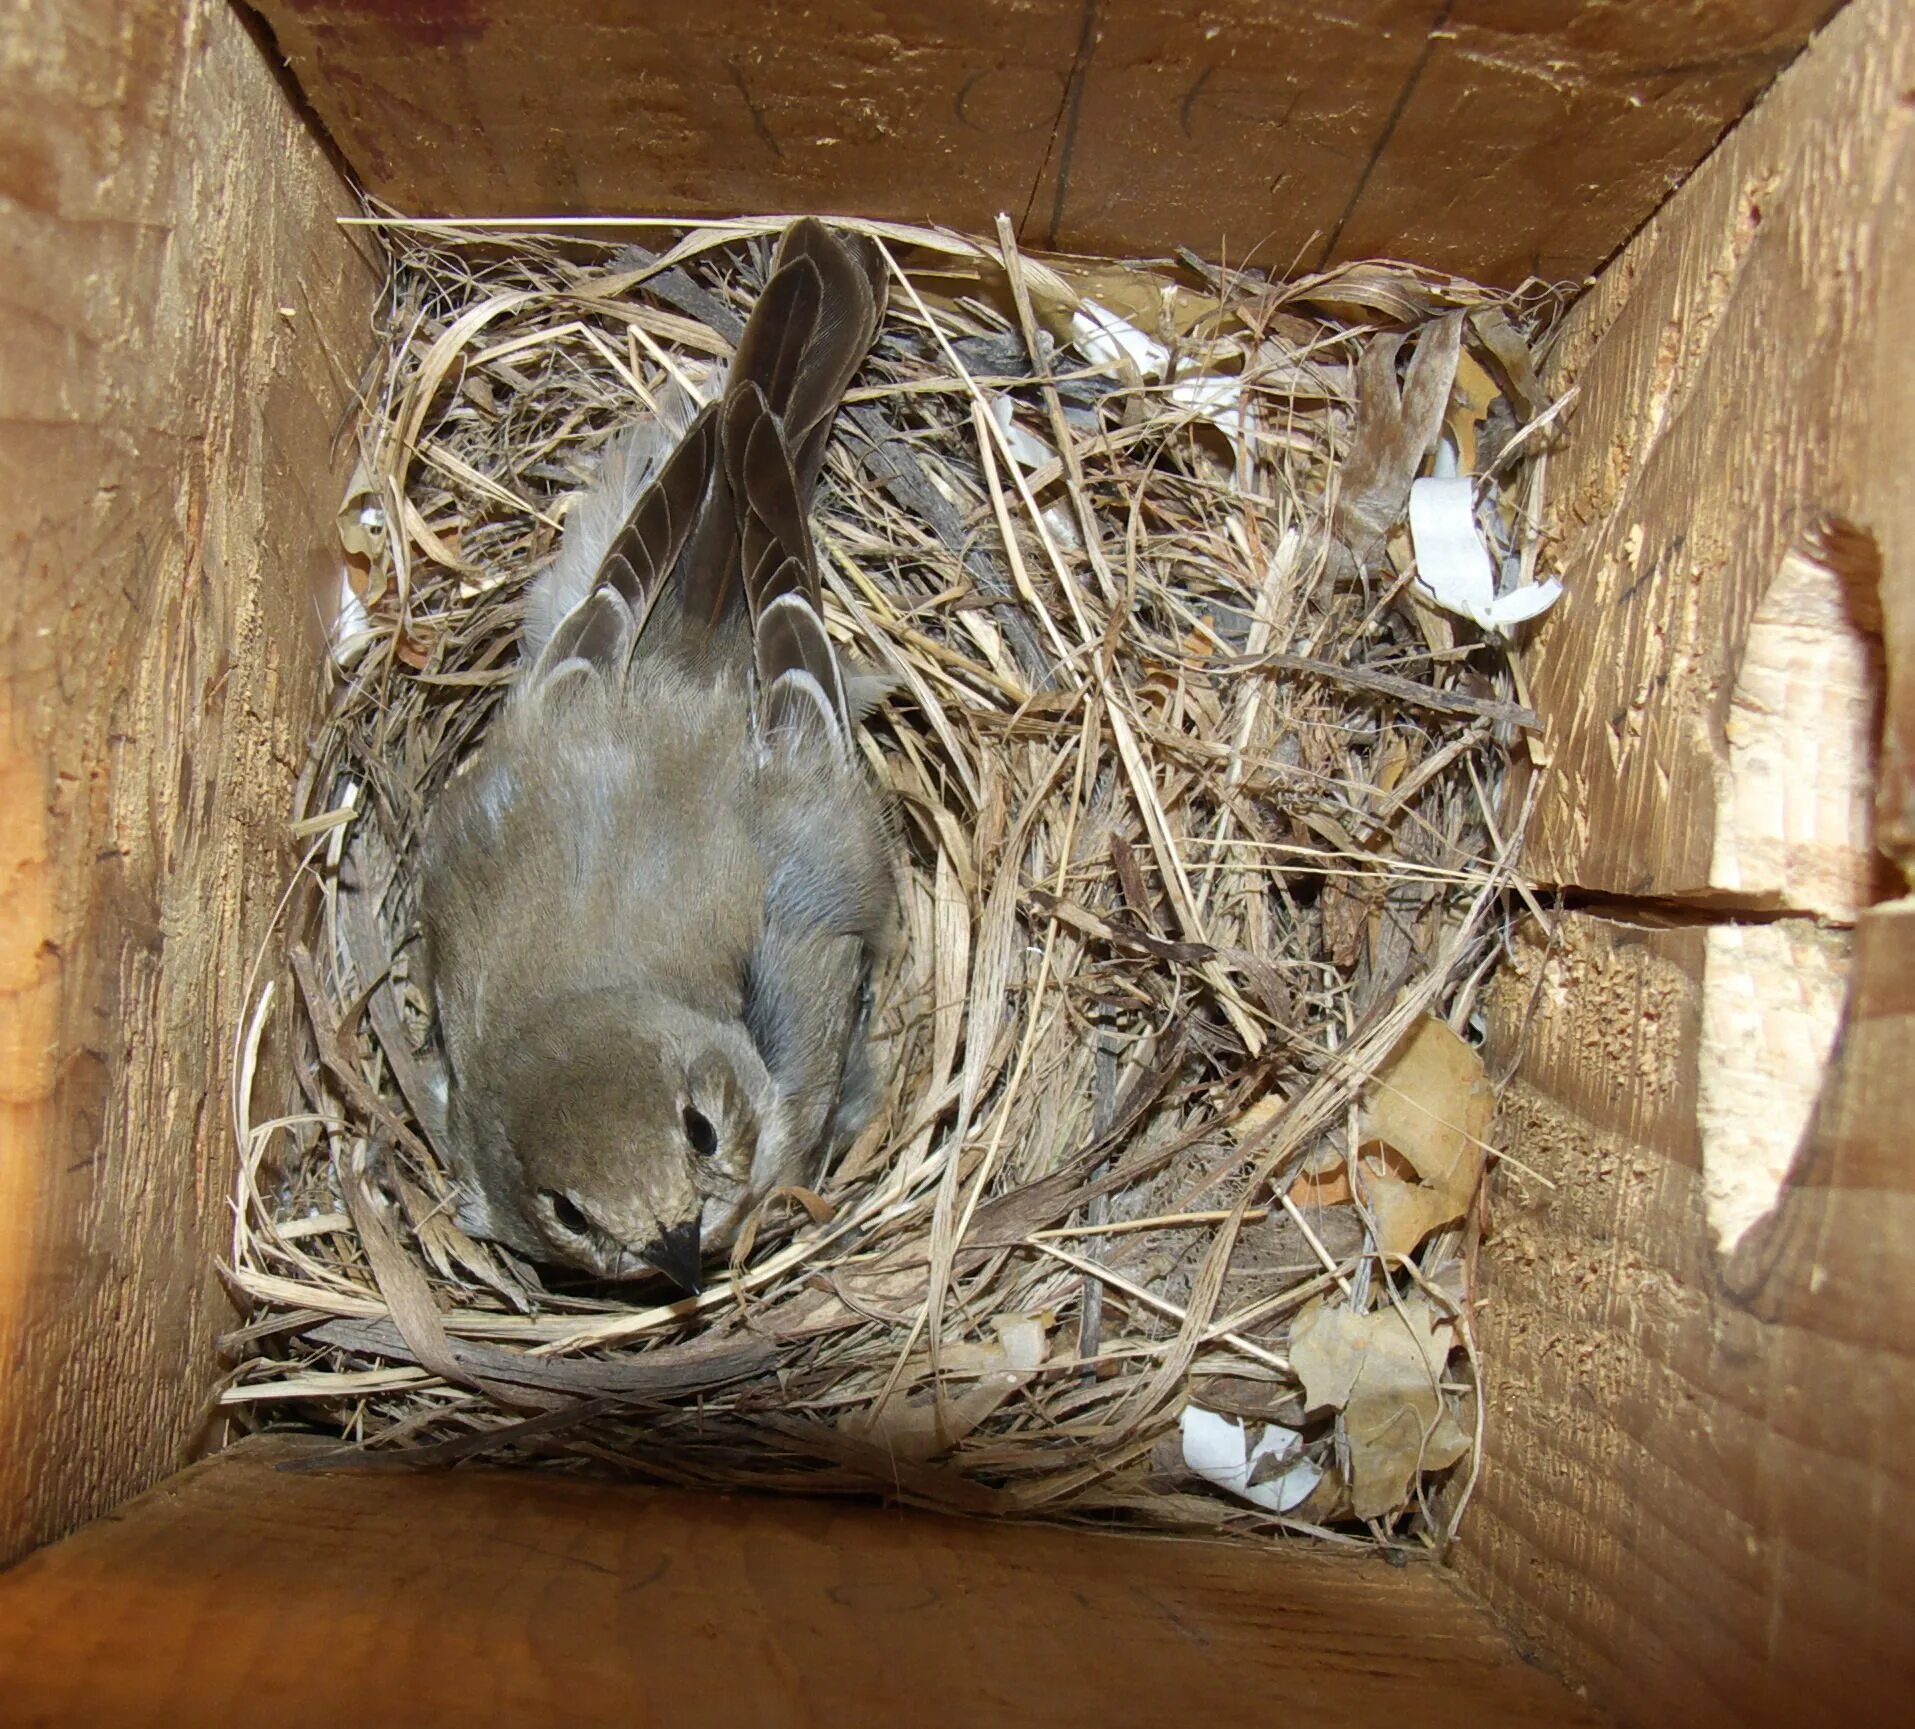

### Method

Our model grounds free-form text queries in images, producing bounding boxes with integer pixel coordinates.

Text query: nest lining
[229,213,1563,1549]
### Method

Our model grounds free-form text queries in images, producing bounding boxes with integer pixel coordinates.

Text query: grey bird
[416,220,896,1294]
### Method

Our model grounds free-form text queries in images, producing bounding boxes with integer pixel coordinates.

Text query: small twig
[1221,649,1540,730]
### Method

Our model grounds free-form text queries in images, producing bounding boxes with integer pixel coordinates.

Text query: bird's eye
[682,1104,718,1157]
[542,1190,592,1238]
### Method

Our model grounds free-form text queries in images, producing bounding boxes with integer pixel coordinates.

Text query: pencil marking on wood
[1314,0,1457,270]
[726,56,784,159]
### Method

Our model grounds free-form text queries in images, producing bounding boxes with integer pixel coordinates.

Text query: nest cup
[230,213,1565,1548]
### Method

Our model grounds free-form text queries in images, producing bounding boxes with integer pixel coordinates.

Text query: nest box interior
[0,2,1909,1725]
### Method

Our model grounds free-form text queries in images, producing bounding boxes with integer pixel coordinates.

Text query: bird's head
[472,999,774,1293]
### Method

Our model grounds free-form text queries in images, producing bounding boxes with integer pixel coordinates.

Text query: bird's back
[417,220,897,1275]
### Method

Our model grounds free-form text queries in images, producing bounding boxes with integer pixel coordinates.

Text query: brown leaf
[1468,305,1547,418]
[1290,1295,1465,1519]
[1361,1170,1464,1260]
[1026,887,1216,965]
[1320,874,1376,970]
[336,454,388,572]
[1356,1016,1493,1256]
[1443,347,1505,475]
[393,630,435,671]
[1292,263,1456,327]
[1191,1375,1307,1425]
[1286,1162,1354,1209]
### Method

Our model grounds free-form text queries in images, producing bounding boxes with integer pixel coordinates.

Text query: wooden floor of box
[0,1435,1602,1728]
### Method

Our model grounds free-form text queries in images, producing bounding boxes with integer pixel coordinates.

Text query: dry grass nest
[229,212,1568,1551]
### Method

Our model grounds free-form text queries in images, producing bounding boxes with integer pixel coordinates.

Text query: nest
[229,213,1565,1549]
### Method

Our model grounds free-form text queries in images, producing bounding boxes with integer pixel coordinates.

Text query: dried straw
[227,211,1565,1550]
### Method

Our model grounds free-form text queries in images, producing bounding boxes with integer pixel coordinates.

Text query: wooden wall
[242,0,1831,286]
[1466,0,1915,1720]
[0,0,375,1564]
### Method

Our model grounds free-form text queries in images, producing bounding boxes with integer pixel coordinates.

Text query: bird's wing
[742,917,871,1179]
[524,403,720,689]
[521,382,705,661]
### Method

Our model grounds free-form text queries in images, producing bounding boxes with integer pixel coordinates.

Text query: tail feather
[679,220,885,638]
[725,250,825,440]
[723,383,850,743]
[529,219,888,759]
[726,386,807,601]
[764,222,888,491]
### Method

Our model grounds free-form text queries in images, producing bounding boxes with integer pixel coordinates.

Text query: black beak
[641,1220,703,1296]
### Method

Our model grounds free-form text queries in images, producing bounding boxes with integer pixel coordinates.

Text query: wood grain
[0,0,374,1565]
[0,1433,1606,1729]
[1466,11,1915,1720]
[1520,0,1913,904]
[1469,902,1915,1726]
[242,0,1826,286]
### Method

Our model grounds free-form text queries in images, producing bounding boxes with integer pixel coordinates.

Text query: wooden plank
[0,0,375,1565]
[1466,904,1915,1727]
[241,0,1827,285]
[1477,16,1915,1695]
[0,1434,1606,1729]
[1476,9,1915,1695]
[1520,0,1913,906]
[1478,6,1915,1715]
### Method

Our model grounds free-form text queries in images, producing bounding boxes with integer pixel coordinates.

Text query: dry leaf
[1290,1295,1468,1519]
[1231,1091,1286,1143]
[1357,1016,1493,1257]
[1363,1170,1464,1260]
[1372,732,1411,799]
[1293,263,1458,326]
[1468,305,1547,418]
[1320,874,1376,970]
[337,454,386,559]
[393,630,434,672]
[1443,347,1504,474]
[336,454,390,610]
[1286,1162,1354,1209]
[849,1313,1051,1462]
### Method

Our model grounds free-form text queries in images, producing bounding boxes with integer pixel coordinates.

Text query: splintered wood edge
[1523,1,1911,912]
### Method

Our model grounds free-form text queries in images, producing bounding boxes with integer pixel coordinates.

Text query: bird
[415,220,897,1296]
